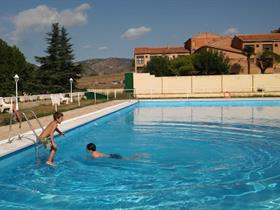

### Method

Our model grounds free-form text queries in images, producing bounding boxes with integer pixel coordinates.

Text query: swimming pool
[1,100,280,209]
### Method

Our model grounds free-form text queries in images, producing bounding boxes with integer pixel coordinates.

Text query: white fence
[1,92,85,103]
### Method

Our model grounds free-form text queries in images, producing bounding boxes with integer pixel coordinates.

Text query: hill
[76,57,133,89]
[77,57,133,76]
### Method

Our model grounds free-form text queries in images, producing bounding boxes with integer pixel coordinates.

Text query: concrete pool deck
[0,100,138,158]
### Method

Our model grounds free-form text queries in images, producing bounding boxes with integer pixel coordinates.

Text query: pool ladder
[8,110,44,156]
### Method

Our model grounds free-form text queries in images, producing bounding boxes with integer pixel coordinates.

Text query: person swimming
[86,143,122,159]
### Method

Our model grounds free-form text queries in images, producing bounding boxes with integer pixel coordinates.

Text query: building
[134,32,280,74]
[189,33,280,74]
[134,47,189,72]
[184,32,221,53]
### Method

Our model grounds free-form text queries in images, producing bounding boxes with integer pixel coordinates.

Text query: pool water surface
[1,100,280,209]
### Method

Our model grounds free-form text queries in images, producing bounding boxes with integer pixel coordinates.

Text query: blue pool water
[1,100,280,209]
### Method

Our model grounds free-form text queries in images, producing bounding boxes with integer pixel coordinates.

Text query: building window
[263,44,273,52]
[244,44,255,53]
[275,44,278,47]
[136,56,144,64]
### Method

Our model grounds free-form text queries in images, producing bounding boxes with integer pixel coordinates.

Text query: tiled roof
[134,47,189,54]
[236,33,280,42]
[205,36,243,53]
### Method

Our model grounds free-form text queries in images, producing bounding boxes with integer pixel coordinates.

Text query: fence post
[78,92,80,106]
[94,92,97,103]
[114,90,117,99]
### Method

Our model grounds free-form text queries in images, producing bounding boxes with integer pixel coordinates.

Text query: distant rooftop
[236,33,280,42]
[134,47,189,54]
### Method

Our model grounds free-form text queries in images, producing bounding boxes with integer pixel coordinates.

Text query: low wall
[133,73,280,98]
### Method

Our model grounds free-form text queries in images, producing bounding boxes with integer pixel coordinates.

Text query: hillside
[76,57,133,89]
[77,57,133,76]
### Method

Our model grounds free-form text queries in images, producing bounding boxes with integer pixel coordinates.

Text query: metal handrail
[8,110,43,143]
[29,110,44,132]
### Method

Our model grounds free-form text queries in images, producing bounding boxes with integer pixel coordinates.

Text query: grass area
[0,99,107,127]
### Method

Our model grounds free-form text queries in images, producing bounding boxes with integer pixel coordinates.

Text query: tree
[145,56,174,76]
[192,49,230,75]
[36,23,81,93]
[256,51,280,74]
[243,46,255,74]
[169,55,197,76]
[0,39,37,96]
[58,26,81,91]
[35,23,61,92]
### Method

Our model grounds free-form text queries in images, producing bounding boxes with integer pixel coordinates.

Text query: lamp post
[14,74,19,110]
[69,78,73,103]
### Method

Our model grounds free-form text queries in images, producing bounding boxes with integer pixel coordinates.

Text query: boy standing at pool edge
[39,112,64,166]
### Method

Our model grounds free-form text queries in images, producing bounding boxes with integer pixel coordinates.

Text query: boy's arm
[55,127,64,136]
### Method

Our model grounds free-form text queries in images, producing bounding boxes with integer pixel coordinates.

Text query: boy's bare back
[39,121,58,139]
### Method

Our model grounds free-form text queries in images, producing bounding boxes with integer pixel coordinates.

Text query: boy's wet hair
[87,143,96,151]
[53,112,64,120]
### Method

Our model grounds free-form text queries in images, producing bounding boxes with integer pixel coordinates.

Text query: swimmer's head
[86,143,96,152]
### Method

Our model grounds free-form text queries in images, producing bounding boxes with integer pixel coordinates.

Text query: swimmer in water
[86,143,122,159]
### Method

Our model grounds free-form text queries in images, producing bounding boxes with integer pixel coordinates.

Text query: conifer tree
[36,23,81,93]
[58,26,81,91]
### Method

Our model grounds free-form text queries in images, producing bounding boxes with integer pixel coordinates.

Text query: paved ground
[0,100,126,141]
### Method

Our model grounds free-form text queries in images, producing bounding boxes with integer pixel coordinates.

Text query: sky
[0,0,279,64]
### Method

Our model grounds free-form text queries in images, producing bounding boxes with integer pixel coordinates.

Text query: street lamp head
[14,74,19,82]
[69,78,73,83]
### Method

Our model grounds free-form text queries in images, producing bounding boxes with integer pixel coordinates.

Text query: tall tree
[242,46,255,74]
[192,49,230,75]
[35,23,81,93]
[35,23,61,92]
[58,26,81,91]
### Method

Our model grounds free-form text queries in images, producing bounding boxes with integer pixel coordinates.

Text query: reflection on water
[134,106,280,127]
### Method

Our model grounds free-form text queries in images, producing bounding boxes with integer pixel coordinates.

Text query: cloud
[224,27,239,35]
[121,26,151,40]
[98,46,108,50]
[82,44,93,49]
[11,3,91,42]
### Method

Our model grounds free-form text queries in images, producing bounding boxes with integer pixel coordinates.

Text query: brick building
[134,47,189,72]
[134,32,280,74]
